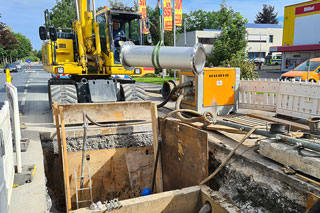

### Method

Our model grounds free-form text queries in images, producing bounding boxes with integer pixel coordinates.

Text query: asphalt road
[1,64,53,213]
[0,64,47,109]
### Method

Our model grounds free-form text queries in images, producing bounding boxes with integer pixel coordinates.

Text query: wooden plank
[151,103,163,193]
[247,113,309,131]
[53,102,62,161]
[59,106,72,212]
[161,120,208,191]
[59,101,152,125]
[67,146,154,209]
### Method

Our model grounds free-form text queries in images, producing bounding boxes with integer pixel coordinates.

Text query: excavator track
[48,81,78,107]
[121,84,147,101]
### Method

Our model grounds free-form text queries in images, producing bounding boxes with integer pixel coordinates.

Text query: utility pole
[184,18,187,46]
[161,0,166,78]
[173,0,176,81]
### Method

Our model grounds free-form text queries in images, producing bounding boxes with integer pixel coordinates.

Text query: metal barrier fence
[239,78,280,112]
[277,80,320,119]
[0,102,14,213]
[239,79,320,120]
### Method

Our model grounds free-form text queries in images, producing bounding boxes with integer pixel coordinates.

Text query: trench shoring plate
[161,119,208,191]
[58,101,152,125]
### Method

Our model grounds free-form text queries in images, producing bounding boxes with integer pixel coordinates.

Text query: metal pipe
[217,120,320,153]
[120,41,206,74]
[80,112,88,190]
[91,0,96,22]
[75,0,80,21]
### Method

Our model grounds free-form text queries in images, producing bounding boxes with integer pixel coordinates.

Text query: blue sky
[1,0,304,50]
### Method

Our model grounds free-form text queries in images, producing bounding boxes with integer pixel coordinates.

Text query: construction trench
[36,44,320,212]
[37,100,320,213]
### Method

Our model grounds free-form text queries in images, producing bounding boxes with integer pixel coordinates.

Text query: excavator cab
[96,7,143,64]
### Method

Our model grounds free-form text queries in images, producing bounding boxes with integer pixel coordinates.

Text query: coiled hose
[157,81,193,108]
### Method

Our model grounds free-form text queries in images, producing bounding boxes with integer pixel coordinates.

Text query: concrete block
[259,140,320,179]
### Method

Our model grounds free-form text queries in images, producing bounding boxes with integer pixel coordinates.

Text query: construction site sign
[163,0,173,31]
[175,0,182,26]
[139,0,149,34]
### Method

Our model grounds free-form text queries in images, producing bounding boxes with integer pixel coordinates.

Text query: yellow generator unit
[180,68,240,116]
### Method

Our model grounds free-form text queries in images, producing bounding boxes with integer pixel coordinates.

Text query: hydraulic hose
[157,81,193,108]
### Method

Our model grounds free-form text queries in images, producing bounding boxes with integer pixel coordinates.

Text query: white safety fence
[0,102,14,213]
[239,79,320,120]
[277,81,320,119]
[239,78,280,112]
[6,82,22,173]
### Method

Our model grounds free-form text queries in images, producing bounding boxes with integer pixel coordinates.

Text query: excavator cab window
[110,11,142,63]
[97,14,108,55]
[97,10,142,64]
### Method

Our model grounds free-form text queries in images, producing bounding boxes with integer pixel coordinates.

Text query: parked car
[265,54,282,65]
[280,58,320,82]
[253,57,265,64]
[3,63,18,73]
[12,62,22,70]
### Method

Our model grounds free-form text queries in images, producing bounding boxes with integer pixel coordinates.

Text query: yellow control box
[180,67,240,116]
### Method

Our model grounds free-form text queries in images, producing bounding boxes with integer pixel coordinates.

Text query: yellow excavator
[39,0,152,106]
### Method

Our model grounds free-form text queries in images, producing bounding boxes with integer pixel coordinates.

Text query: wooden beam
[53,102,62,161]
[151,103,163,193]
[59,101,152,125]
[59,106,72,212]
[247,113,309,131]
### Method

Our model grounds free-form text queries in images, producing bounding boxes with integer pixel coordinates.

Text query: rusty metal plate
[161,119,208,191]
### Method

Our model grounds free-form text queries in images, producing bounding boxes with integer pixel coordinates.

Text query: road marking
[21,96,26,106]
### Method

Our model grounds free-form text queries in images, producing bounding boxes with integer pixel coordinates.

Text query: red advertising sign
[163,0,172,31]
[175,0,182,26]
[139,0,149,34]
[295,3,320,15]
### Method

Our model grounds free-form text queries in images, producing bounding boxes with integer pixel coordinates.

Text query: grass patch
[133,76,178,84]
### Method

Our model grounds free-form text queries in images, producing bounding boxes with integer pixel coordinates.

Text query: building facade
[270,0,320,71]
[176,30,221,54]
[176,24,283,60]
[246,23,283,60]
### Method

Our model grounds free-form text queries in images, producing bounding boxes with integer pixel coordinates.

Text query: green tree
[147,6,178,46]
[207,3,247,67]
[108,0,124,7]
[14,33,32,59]
[49,0,76,28]
[0,13,18,64]
[221,52,258,80]
[181,10,219,32]
[255,4,279,24]
[35,49,42,59]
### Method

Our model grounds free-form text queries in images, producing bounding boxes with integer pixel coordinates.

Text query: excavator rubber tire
[49,84,78,105]
[121,84,147,101]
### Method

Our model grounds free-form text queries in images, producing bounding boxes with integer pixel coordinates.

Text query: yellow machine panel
[203,68,236,107]
[56,39,74,63]
[180,67,240,116]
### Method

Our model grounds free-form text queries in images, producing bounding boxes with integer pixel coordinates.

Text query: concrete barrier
[0,102,15,213]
